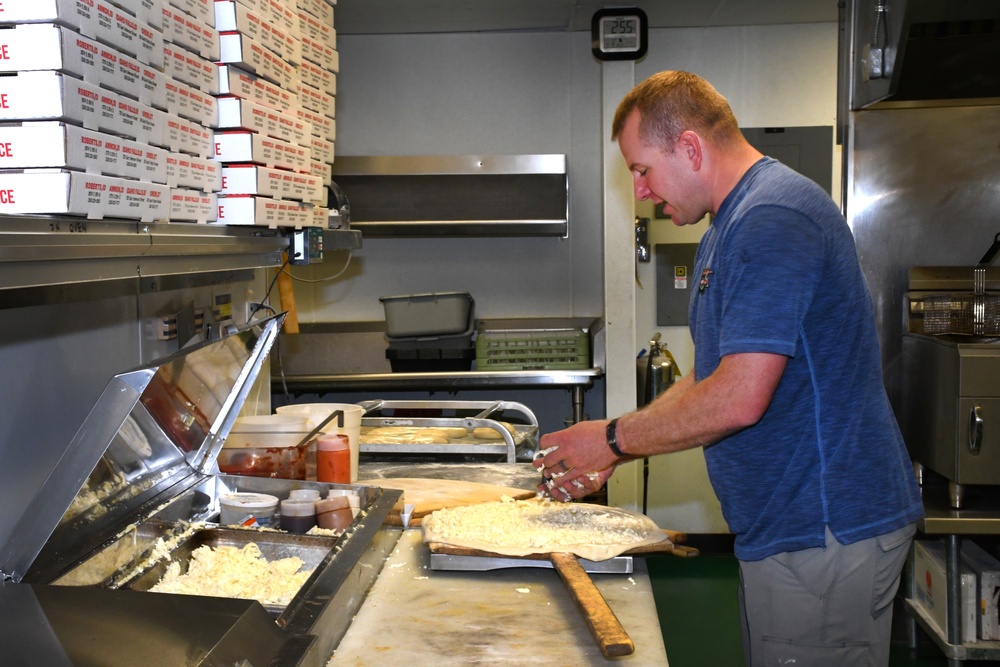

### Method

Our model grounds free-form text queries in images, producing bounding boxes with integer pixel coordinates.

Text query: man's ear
[678,130,703,171]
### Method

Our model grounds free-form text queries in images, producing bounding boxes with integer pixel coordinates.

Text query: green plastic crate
[475,328,590,371]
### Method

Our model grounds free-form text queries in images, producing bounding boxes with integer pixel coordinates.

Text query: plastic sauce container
[316,496,353,531]
[219,492,279,527]
[280,499,317,533]
[316,434,351,483]
[289,489,321,502]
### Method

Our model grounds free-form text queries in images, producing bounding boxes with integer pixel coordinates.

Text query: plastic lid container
[289,489,321,501]
[226,414,310,449]
[219,492,279,527]
[316,496,353,531]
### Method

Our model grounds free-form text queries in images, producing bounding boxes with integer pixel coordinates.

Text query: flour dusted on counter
[421,497,668,561]
[149,542,312,606]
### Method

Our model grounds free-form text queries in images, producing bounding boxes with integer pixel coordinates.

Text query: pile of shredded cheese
[149,542,312,606]
[422,496,659,551]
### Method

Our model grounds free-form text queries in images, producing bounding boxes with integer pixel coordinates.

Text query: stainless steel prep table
[273,368,603,424]
[329,528,669,666]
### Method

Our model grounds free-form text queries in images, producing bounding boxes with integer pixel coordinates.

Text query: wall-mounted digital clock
[591,7,648,61]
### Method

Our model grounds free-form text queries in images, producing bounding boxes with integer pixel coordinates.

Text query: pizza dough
[421,497,667,561]
[473,421,517,440]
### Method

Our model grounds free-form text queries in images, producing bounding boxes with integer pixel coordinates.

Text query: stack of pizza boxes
[158,0,223,223]
[213,0,336,229]
[0,0,176,222]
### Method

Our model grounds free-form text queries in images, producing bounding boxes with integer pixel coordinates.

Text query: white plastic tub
[276,403,364,482]
[379,292,474,338]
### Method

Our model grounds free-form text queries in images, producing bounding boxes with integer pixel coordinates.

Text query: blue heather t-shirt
[689,157,923,562]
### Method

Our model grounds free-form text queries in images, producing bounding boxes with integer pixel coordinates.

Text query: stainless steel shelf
[0,217,361,291]
[272,368,602,393]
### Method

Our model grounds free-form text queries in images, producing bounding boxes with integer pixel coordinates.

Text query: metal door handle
[968,404,984,455]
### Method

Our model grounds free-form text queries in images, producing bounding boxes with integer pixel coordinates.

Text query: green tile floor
[646,553,998,667]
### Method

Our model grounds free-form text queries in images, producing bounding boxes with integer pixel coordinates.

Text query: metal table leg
[571,386,584,424]
[946,534,963,667]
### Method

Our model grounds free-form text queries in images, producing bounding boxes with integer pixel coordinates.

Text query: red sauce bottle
[316,434,351,483]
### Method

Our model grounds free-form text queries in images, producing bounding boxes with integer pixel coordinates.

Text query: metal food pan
[122,527,339,616]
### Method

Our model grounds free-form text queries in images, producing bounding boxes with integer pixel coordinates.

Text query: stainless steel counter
[329,529,669,666]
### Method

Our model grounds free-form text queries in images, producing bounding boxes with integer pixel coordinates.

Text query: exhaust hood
[843,0,1000,111]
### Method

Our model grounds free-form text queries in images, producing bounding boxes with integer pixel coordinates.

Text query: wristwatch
[606,418,626,458]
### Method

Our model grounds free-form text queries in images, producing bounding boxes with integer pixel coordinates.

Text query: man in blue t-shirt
[534,71,923,667]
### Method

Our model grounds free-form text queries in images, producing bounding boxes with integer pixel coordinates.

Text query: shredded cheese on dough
[423,497,659,552]
[149,542,312,606]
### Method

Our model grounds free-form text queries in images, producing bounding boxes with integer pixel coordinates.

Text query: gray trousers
[738,523,916,667]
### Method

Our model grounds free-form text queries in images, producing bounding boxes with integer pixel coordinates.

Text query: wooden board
[365,477,536,526]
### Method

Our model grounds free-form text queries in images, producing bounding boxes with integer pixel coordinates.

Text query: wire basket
[475,328,590,371]
[921,294,1000,336]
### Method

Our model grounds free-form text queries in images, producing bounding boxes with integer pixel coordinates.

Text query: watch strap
[606,418,625,458]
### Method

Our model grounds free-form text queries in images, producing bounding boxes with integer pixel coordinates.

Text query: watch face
[591,8,648,61]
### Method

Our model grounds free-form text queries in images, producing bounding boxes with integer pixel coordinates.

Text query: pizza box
[214,131,310,173]
[912,539,977,644]
[161,4,220,61]
[165,0,215,28]
[162,111,214,158]
[215,194,314,228]
[309,135,334,166]
[296,0,334,25]
[297,59,336,98]
[105,0,162,30]
[163,42,220,95]
[0,23,166,111]
[297,106,335,142]
[215,1,301,63]
[297,9,335,49]
[220,164,323,203]
[169,187,218,223]
[92,0,164,69]
[164,77,219,128]
[217,97,310,148]
[0,122,166,184]
[307,157,330,186]
[217,64,299,115]
[959,540,1000,640]
[218,32,296,90]
[295,82,335,120]
[0,169,167,222]
[310,204,329,229]
[0,72,163,146]
[300,33,337,72]
[164,151,222,192]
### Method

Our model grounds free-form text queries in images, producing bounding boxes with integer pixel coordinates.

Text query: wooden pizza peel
[427,530,697,658]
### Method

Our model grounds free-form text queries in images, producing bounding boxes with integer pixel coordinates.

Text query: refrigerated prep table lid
[0,314,284,584]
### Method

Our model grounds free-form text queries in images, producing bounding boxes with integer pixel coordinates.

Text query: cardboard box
[0,72,163,146]
[218,31,296,90]
[0,169,167,222]
[94,0,164,68]
[164,77,218,128]
[215,1,300,64]
[297,106,334,142]
[165,0,215,28]
[297,58,336,97]
[961,541,1000,640]
[217,64,299,115]
[0,122,166,183]
[163,42,220,95]
[295,81,335,120]
[106,0,163,30]
[217,97,310,148]
[309,135,334,165]
[220,164,323,203]
[165,151,222,192]
[297,9,335,49]
[0,23,166,111]
[299,33,337,72]
[296,0,334,26]
[169,187,218,223]
[307,157,330,185]
[161,4,220,61]
[913,540,978,644]
[214,130,310,173]
[215,194,314,228]
[162,111,213,158]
